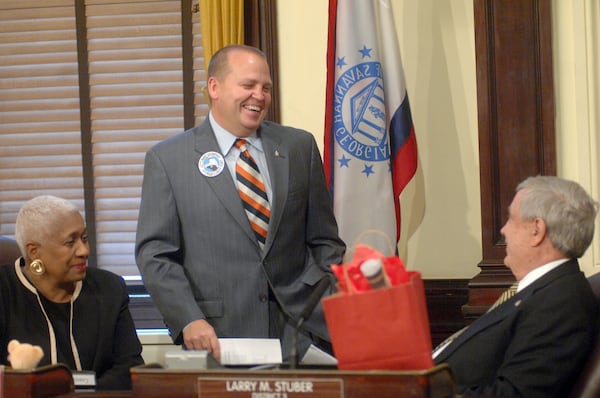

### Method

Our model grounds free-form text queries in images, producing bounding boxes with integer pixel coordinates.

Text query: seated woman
[0,195,144,390]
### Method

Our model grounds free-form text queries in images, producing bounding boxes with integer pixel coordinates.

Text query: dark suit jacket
[135,118,345,359]
[0,261,144,390]
[434,260,599,398]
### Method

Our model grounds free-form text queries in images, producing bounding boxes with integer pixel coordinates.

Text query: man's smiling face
[208,49,273,137]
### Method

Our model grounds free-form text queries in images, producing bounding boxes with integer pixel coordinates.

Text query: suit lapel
[437,292,527,361]
[193,120,257,244]
[436,260,580,362]
[260,125,287,254]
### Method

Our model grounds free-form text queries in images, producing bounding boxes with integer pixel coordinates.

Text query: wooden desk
[3,364,74,398]
[2,365,130,398]
[131,364,457,398]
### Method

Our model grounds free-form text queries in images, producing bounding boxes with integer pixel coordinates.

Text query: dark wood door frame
[245,0,280,124]
[464,0,556,320]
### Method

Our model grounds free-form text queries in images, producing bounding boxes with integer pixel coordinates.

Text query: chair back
[0,236,21,266]
[569,272,600,398]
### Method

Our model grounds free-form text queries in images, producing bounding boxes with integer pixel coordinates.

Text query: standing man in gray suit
[135,45,345,363]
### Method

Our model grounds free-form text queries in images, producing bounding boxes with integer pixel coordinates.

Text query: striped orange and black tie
[235,139,270,248]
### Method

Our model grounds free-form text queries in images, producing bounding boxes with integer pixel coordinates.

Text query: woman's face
[34,210,89,285]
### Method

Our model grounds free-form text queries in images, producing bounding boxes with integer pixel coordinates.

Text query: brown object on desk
[131,363,457,398]
[3,363,74,398]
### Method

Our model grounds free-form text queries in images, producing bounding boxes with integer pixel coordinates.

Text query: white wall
[552,0,600,276]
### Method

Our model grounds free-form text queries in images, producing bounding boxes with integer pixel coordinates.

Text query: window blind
[0,0,209,278]
[0,0,85,235]
[87,0,186,276]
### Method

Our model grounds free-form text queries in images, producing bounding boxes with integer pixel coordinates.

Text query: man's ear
[206,76,219,100]
[531,218,547,246]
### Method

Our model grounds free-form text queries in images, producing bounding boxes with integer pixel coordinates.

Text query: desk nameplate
[131,364,457,398]
[197,376,343,398]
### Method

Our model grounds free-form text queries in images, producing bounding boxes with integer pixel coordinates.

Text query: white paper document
[219,338,282,365]
[300,344,338,366]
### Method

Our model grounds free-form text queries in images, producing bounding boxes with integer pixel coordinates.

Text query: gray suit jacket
[135,118,345,358]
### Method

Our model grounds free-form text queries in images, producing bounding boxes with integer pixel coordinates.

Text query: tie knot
[235,138,249,153]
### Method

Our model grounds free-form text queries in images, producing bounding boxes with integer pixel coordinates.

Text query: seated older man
[434,176,600,398]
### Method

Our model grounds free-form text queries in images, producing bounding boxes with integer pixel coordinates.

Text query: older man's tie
[432,282,519,359]
[235,139,270,248]
[486,282,518,313]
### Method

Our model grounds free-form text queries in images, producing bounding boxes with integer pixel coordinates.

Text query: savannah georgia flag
[324,0,418,252]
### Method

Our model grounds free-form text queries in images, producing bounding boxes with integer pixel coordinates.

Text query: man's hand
[182,319,221,362]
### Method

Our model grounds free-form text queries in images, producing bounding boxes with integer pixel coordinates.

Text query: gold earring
[29,259,45,275]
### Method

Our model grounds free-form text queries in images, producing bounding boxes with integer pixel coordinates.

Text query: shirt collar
[209,112,263,156]
[517,258,569,292]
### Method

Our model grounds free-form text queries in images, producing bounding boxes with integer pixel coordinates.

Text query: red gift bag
[323,267,434,370]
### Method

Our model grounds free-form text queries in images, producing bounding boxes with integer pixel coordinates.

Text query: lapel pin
[514,299,522,307]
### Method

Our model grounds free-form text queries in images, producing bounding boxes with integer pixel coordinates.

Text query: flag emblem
[334,60,389,162]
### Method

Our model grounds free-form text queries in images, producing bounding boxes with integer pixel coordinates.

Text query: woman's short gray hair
[517,176,598,258]
[14,195,80,257]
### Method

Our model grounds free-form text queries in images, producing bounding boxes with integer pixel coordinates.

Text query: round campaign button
[198,151,225,177]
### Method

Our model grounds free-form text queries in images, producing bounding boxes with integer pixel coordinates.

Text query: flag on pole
[324,0,418,250]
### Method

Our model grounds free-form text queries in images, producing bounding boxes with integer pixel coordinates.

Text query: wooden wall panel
[424,279,469,347]
[466,0,556,320]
